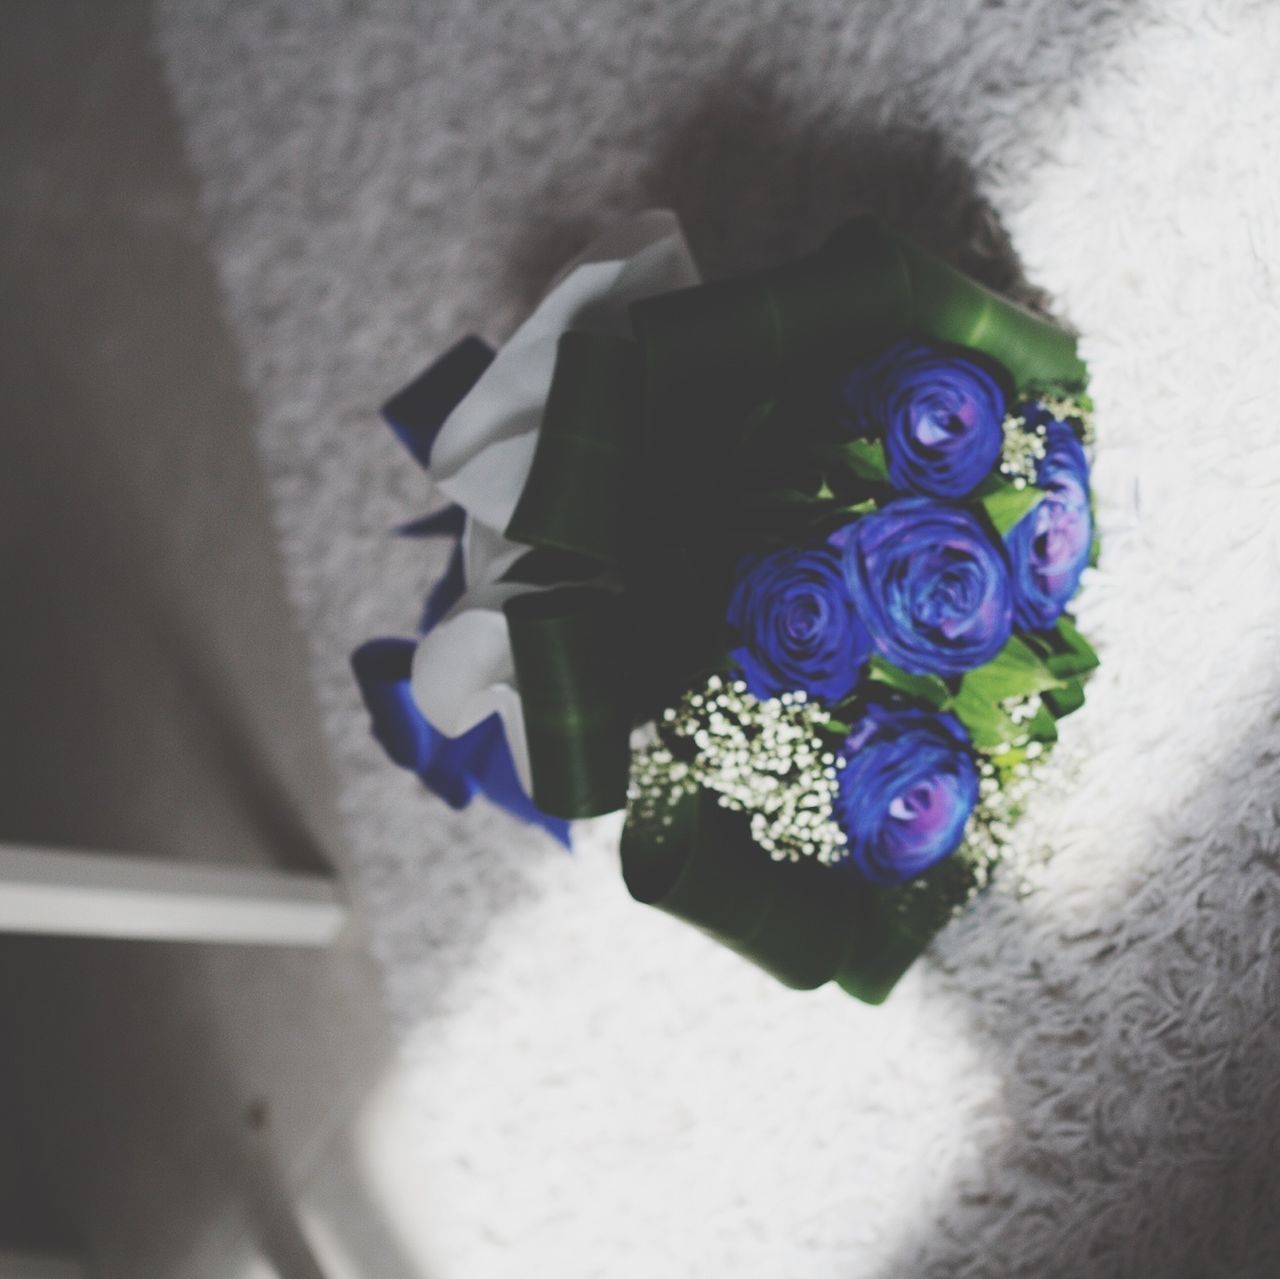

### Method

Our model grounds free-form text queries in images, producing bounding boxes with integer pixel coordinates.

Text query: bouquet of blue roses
[355,211,1098,1003]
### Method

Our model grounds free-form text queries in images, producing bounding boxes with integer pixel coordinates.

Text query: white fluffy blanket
[156,1,1280,1274]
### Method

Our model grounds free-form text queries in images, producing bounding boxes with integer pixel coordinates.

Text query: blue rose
[840,342,1005,498]
[1007,418,1093,630]
[833,498,1013,678]
[833,700,978,885]
[727,547,871,704]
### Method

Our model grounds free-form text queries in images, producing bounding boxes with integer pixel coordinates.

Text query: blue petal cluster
[834,498,1013,677]
[721,345,1090,891]
[840,342,1005,498]
[1007,417,1093,630]
[721,342,1097,887]
[726,547,871,704]
[833,701,978,885]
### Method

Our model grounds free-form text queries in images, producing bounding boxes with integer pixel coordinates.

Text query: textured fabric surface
[155,1,1280,1275]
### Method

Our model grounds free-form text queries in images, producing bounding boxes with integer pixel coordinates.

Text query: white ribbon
[412,210,701,794]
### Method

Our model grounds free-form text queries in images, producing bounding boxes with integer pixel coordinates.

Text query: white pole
[0,844,347,946]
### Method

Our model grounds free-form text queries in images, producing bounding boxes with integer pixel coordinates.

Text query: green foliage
[961,634,1065,703]
[622,778,963,1005]
[948,684,1022,750]
[1044,615,1100,678]
[505,331,637,569]
[856,637,1080,754]
[974,476,1046,536]
[863,656,950,710]
[948,636,1069,750]
[1042,677,1085,720]
[1025,703,1060,743]
[810,438,891,484]
[505,588,633,818]
[1022,379,1092,403]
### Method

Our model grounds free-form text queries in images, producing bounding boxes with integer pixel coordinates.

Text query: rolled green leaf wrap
[504,587,633,818]
[622,785,937,1002]
[884,229,1087,390]
[632,216,913,495]
[621,786,857,990]
[506,331,640,570]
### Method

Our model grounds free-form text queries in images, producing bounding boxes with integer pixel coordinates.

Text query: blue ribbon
[352,336,571,847]
[381,335,495,470]
[352,639,569,845]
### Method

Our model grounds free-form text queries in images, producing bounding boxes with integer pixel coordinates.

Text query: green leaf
[960,635,1064,704]
[1025,704,1059,744]
[810,438,890,484]
[1044,615,1100,678]
[630,216,1086,510]
[840,850,995,1003]
[742,486,831,510]
[1042,677,1085,720]
[500,548,607,587]
[949,684,1021,751]
[631,216,914,503]
[889,231,1088,391]
[864,656,951,710]
[621,783,957,1005]
[950,635,1084,751]
[505,331,638,568]
[622,786,871,992]
[975,478,1046,537]
[990,745,1028,770]
[505,587,633,818]
[832,497,879,519]
[738,399,779,449]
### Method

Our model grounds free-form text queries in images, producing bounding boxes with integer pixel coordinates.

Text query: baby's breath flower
[628,676,845,864]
